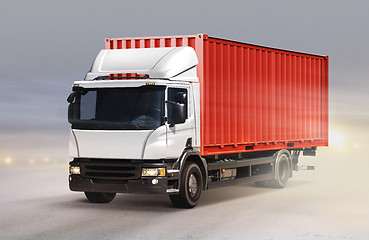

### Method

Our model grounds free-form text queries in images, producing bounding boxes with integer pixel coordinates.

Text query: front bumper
[69,175,169,194]
[69,158,179,194]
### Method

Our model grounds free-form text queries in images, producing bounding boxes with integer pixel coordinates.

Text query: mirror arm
[165,100,176,105]
[67,92,76,103]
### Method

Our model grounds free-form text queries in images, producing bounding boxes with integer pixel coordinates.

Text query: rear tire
[169,162,203,208]
[84,192,116,203]
[268,152,290,188]
[255,150,291,188]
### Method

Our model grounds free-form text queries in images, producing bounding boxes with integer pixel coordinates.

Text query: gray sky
[1,0,369,161]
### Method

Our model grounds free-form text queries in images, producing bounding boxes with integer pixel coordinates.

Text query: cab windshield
[69,86,164,130]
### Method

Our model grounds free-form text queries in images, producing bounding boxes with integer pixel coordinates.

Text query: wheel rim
[188,173,198,198]
[279,157,288,183]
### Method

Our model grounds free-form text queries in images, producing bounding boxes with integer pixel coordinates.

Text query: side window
[80,91,97,120]
[167,88,188,124]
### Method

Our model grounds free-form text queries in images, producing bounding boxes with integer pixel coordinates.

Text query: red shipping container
[105,34,328,156]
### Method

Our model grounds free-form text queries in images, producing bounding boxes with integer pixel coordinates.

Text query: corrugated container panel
[105,34,328,156]
[201,36,328,156]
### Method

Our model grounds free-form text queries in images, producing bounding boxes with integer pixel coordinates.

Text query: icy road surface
[1,152,368,240]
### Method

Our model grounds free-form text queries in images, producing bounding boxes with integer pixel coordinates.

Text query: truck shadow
[200,183,270,206]
[57,194,175,212]
[200,180,311,206]
[55,180,311,212]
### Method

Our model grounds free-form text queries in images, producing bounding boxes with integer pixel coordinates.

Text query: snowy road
[1,152,368,240]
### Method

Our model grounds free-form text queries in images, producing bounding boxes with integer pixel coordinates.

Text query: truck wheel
[255,151,291,188]
[268,151,291,188]
[84,192,116,203]
[169,162,203,208]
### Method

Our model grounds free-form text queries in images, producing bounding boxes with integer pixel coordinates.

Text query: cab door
[165,85,195,158]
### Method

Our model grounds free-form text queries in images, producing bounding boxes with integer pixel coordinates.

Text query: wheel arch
[173,149,208,190]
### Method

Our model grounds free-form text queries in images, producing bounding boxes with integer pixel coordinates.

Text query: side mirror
[67,92,76,104]
[68,103,74,124]
[171,103,186,127]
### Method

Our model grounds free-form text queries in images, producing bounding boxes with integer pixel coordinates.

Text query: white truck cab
[69,47,201,159]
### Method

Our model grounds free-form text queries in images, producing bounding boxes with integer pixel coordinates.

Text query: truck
[67,34,328,208]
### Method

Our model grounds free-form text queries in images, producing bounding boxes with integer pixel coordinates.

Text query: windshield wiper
[93,75,149,80]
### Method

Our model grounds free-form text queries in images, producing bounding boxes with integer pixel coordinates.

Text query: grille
[80,159,142,181]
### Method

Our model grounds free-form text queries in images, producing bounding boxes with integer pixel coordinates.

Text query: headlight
[69,166,80,175]
[141,168,165,177]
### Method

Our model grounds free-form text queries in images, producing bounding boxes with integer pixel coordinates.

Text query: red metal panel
[243,48,250,143]
[250,48,257,143]
[237,46,244,144]
[286,54,292,141]
[201,36,328,156]
[105,34,328,156]
[322,56,329,145]
[280,52,286,141]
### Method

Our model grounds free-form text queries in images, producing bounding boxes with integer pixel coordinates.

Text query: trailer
[67,34,328,208]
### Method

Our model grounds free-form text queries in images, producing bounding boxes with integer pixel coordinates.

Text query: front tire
[84,192,116,203]
[169,162,203,208]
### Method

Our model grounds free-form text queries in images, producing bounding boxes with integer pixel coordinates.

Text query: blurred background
[0,0,368,168]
